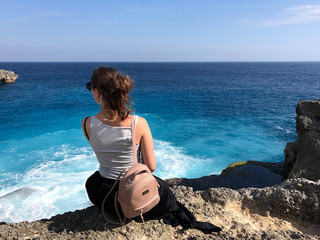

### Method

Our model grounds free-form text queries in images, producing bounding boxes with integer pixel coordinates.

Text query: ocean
[0,62,319,223]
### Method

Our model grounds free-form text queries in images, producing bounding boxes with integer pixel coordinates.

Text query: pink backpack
[102,116,160,225]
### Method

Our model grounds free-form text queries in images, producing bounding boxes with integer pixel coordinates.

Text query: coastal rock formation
[284,141,297,177]
[167,161,285,190]
[0,178,319,239]
[0,69,18,83]
[286,100,320,181]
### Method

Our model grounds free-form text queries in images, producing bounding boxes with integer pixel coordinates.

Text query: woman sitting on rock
[82,66,221,234]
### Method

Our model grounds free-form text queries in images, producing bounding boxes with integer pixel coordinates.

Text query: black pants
[85,171,178,219]
[85,171,222,233]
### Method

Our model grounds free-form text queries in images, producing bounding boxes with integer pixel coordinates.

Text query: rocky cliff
[0,69,18,83]
[285,100,320,181]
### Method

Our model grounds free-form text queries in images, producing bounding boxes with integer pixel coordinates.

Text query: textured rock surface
[284,141,297,176]
[0,69,18,83]
[288,100,320,181]
[0,178,319,239]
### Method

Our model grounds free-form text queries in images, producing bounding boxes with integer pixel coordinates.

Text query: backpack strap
[114,191,126,224]
[101,115,137,225]
[83,116,90,140]
[101,169,126,225]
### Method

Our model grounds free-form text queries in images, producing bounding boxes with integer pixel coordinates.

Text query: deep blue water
[0,62,319,222]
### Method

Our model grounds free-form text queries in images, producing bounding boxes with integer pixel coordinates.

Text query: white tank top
[89,115,140,180]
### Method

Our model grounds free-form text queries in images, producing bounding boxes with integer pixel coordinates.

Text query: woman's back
[89,115,140,179]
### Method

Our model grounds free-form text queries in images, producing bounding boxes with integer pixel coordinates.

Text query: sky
[0,0,320,62]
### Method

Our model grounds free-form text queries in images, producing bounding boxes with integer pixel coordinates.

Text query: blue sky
[0,0,319,61]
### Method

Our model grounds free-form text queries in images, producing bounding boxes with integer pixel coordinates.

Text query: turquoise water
[0,62,319,222]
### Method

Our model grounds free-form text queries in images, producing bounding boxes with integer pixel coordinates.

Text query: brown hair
[91,67,133,121]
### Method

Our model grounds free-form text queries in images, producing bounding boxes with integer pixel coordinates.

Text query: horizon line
[1,60,320,63]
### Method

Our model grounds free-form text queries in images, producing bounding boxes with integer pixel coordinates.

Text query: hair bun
[91,67,133,120]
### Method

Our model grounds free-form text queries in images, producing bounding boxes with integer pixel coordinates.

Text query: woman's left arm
[137,117,156,172]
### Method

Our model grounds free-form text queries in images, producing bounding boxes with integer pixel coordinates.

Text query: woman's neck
[96,110,130,127]
[100,109,113,120]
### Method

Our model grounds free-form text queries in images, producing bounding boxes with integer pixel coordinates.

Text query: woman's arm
[81,116,91,141]
[137,117,156,172]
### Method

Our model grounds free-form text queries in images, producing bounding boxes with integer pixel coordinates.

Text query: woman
[82,67,221,233]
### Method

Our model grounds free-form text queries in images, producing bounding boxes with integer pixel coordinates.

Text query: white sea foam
[0,145,98,223]
[153,139,211,179]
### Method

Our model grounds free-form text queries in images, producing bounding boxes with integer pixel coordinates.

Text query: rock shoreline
[1,99,320,239]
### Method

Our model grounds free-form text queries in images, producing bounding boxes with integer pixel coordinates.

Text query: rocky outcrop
[286,100,320,181]
[167,161,285,190]
[284,141,297,177]
[0,69,18,83]
[0,178,319,239]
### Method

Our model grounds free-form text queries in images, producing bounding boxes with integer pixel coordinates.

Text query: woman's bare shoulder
[136,116,149,127]
[81,116,91,125]
[81,116,92,132]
